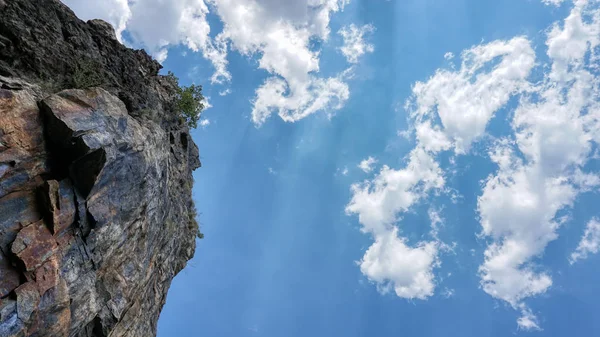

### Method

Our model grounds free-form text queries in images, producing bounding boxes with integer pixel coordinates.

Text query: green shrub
[166,71,205,129]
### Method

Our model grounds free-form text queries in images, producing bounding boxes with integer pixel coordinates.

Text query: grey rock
[15,283,39,323]
[88,19,118,41]
[0,0,202,336]
[0,300,25,337]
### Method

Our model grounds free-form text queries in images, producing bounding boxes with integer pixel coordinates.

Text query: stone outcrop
[0,1,201,336]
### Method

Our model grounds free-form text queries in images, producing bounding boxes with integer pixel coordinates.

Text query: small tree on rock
[166,71,205,129]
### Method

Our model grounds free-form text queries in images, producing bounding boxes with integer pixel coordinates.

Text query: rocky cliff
[0,1,201,336]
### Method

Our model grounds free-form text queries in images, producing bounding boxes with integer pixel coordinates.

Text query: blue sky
[63,0,600,335]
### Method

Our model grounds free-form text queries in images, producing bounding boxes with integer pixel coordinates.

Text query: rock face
[0,1,201,336]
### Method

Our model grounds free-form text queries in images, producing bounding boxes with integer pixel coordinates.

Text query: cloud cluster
[347,36,535,301]
[478,1,600,329]
[346,0,600,329]
[63,0,374,125]
[211,0,357,125]
[410,37,535,153]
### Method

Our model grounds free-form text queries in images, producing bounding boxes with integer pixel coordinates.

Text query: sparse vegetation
[188,203,204,240]
[72,59,104,89]
[38,72,66,94]
[166,71,205,129]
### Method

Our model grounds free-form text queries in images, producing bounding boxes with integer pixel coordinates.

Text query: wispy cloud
[358,157,378,173]
[570,218,600,264]
[339,24,375,64]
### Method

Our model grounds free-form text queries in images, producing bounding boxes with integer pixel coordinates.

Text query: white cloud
[408,37,535,153]
[339,24,375,64]
[199,119,211,128]
[64,0,372,124]
[344,39,535,299]
[570,218,600,264]
[428,208,445,240]
[124,0,231,83]
[346,147,445,299]
[335,166,349,176]
[346,0,600,324]
[63,0,230,81]
[443,52,454,60]
[61,0,131,42]
[545,1,600,81]
[415,122,452,153]
[203,96,213,110]
[517,306,542,331]
[347,149,444,236]
[251,75,351,125]
[358,156,378,173]
[359,228,439,299]
[478,143,570,306]
[219,88,232,96]
[347,36,536,303]
[542,0,566,6]
[205,0,366,125]
[397,129,412,140]
[441,287,455,298]
[477,0,600,328]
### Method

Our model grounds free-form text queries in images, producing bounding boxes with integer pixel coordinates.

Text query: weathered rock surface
[0,1,201,336]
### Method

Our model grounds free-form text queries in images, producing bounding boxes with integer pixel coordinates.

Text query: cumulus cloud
[415,122,452,153]
[348,149,444,235]
[545,0,600,81]
[208,0,370,125]
[358,157,378,173]
[476,0,600,329]
[64,0,373,124]
[408,37,535,153]
[359,228,439,299]
[346,0,600,323]
[377,3,599,318]
[570,218,600,264]
[338,24,375,64]
[346,36,536,301]
[226,0,370,126]
[383,0,600,327]
[347,146,446,299]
